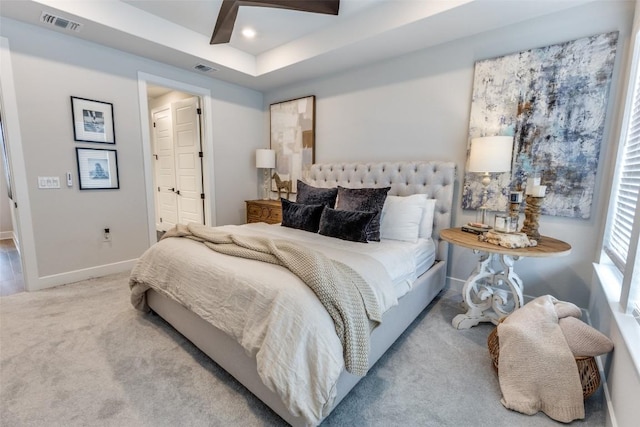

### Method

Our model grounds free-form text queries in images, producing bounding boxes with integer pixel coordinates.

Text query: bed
[130,161,456,426]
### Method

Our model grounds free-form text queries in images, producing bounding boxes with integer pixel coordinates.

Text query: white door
[172,97,204,225]
[152,106,178,231]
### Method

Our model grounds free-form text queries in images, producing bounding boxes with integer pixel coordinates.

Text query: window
[603,31,640,319]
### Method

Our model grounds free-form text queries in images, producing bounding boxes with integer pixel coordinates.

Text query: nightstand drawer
[245,200,282,224]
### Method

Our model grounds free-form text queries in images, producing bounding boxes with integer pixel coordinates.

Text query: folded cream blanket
[498,295,584,423]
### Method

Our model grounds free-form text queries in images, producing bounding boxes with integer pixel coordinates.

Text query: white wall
[265,1,634,308]
[0,17,263,286]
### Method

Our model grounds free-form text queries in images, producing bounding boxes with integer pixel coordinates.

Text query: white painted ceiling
[0,0,593,91]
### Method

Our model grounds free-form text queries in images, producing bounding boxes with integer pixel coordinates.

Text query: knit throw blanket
[497,295,584,423]
[162,223,382,376]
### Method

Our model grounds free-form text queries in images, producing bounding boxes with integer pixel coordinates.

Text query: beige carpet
[0,272,606,426]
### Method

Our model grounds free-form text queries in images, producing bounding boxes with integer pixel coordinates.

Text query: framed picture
[75,147,119,190]
[70,96,115,143]
[270,95,315,193]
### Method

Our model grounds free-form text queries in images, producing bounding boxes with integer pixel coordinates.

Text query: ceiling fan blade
[248,1,340,15]
[211,0,240,45]
[211,0,340,45]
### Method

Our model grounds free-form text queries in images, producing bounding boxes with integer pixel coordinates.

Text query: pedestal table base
[452,251,524,330]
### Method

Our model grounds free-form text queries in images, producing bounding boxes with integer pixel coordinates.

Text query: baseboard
[0,230,14,240]
[594,355,618,427]
[30,259,137,291]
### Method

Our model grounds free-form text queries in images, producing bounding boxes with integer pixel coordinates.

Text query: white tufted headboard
[305,161,457,262]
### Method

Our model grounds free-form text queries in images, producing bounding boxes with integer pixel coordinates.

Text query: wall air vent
[193,64,218,73]
[40,12,83,32]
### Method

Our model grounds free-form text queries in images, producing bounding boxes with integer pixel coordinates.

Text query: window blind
[605,63,640,272]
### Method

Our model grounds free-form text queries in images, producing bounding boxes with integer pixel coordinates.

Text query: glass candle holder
[494,214,518,233]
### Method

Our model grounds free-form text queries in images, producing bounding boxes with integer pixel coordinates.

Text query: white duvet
[252,223,435,299]
[130,223,409,425]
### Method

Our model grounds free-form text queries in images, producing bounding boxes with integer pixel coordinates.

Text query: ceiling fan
[211,0,341,45]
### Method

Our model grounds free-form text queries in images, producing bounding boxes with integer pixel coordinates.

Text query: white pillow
[419,198,437,239]
[380,194,427,243]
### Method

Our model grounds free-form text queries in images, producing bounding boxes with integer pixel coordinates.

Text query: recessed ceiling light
[241,27,256,39]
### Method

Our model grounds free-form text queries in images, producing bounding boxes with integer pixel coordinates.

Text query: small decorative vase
[521,195,543,240]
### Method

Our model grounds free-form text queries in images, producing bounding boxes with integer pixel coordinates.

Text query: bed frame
[147,161,456,426]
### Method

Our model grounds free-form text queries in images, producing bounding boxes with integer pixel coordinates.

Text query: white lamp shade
[468,136,514,173]
[256,149,275,169]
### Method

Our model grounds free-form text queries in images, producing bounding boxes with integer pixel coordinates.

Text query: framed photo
[270,95,315,193]
[70,96,115,143]
[75,148,119,190]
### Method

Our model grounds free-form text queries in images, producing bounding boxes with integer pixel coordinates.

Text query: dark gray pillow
[296,180,338,208]
[335,186,391,241]
[318,207,376,243]
[280,198,325,232]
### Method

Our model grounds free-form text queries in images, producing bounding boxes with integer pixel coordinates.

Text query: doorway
[137,72,216,246]
[0,113,23,295]
[148,89,205,235]
[138,71,216,246]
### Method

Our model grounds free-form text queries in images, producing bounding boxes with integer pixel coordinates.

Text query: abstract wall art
[270,95,315,193]
[462,32,618,219]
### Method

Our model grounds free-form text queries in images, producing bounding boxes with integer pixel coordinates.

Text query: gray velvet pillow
[280,198,325,232]
[318,207,375,243]
[296,180,338,208]
[335,186,391,241]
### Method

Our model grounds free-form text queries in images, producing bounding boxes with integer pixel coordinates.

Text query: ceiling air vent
[194,64,218,73]
[40,12,83,32]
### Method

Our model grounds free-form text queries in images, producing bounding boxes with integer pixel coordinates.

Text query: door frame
[0,37,39,291]
[137,72,216,246]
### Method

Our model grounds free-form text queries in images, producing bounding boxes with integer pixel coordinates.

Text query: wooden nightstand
[245,199,282,224]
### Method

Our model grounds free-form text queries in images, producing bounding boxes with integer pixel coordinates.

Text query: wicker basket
[487,321,601,399]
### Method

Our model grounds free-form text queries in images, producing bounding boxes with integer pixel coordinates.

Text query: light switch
[38,176,60,189]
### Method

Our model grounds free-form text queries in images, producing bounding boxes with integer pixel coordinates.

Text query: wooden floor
[0,239,24,296]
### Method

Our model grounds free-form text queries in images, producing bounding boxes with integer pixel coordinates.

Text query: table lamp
[256,148,275,200]
[467,136,514,227]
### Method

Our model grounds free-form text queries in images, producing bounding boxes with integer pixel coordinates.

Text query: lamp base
[474,174,493,228]
[479,206,489,228]
[261,168,271,200]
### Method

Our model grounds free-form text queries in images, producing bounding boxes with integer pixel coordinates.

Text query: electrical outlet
[103,228,111,242]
